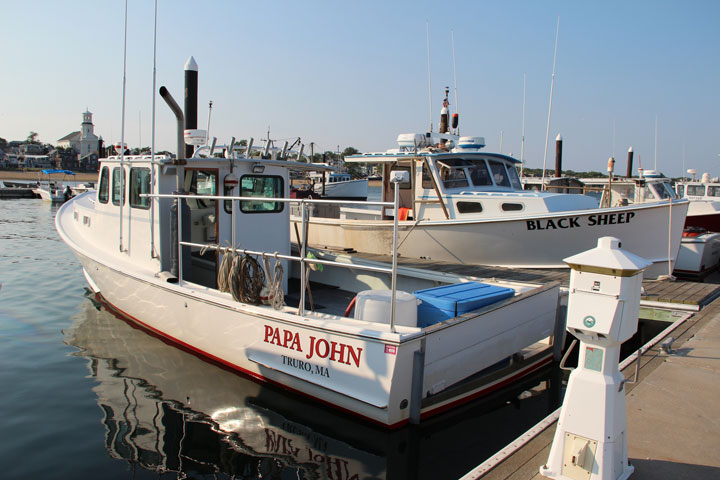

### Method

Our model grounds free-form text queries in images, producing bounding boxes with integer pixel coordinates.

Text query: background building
[57,110,99,157]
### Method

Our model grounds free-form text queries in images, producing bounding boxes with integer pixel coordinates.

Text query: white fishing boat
[33,169,75,203]
[675,170,720,232]
[55,72,562,428]
[578,170,679,208]
[580,171,720,278]
[293,133,688,279]
[306,167,368,200]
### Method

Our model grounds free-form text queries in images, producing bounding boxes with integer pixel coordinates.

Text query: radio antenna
[541,16,560,187]
[520,73,527,177]
[451,30,459,134]
[426,21,433,132]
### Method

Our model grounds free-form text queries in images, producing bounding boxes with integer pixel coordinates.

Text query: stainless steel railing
[147,185,404,331]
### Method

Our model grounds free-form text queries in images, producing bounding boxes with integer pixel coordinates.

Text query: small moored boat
[33,169,75,203]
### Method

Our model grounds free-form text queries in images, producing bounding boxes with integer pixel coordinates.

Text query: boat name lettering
[526,217,580,230]
[264,429,360,479]
[281,355,330,377]
[587,212,635,226]
[526,212,635,231]
[264,325,364,367]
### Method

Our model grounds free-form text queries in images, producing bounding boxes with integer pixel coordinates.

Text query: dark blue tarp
[41,169,75,175]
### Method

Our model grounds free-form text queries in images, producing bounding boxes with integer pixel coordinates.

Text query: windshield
[436,157,520,190]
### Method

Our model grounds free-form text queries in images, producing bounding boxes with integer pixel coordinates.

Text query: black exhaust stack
[159,84,189,281]
[554,134,563,178]
[626,147,634,178]
[184,56,198,159]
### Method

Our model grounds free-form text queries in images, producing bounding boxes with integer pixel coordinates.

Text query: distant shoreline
[0,170,97,182]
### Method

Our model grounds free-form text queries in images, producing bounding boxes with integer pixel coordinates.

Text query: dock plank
[467,294,720,479]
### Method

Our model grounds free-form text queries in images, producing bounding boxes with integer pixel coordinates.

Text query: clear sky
[1,0,718,176]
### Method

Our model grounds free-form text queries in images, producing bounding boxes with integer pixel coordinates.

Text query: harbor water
[1,198,564,479]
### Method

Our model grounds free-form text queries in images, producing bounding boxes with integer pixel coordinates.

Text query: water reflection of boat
[64,297,562,479]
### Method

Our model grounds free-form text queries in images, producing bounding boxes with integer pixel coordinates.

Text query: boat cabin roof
[345,151,520,165]
[102,155,333,172]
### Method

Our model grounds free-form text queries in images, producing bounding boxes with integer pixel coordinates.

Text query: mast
[654,115,658,171]
[541,17,560,188]
[150,0,158,258]
[451,30,459,135]
[205,100,213,145]
[426,21,433,132]
[520,73,526,177]
[119,0,128,253]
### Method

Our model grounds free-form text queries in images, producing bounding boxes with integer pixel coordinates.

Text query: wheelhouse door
[184,168,219,288]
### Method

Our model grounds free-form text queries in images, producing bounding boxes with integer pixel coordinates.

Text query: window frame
[456,201,483,214]
[236,174,285,214]
[98,166,110,204]
[111,167,126,206]
[501,202,524,212]
[129,167,151,210]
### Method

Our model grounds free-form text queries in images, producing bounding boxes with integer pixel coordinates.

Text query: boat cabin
[579,172,678,208]
[90,153,326,290]
[677,181,720,200]
[344,145,597,222]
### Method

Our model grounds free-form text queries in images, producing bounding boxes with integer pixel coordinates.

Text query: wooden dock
[0,187,37,199]
[462,294,720,479]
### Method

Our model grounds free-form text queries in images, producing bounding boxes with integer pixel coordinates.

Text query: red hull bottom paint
[95,293,554,429]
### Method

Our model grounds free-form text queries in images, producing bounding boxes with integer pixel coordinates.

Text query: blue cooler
[414,282,515,327]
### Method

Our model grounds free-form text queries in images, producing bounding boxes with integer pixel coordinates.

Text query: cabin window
[676,185,685,197]
[501,203,524,212]
[239,175,284,213]
[643,186,656,200]
[507,165,523,189]
[111,167,126,206]
[438,158,470,189]
[129,167,151,209]
[687,185,705,196]
[457,201,483,213]
[98,166,110,203]
[655,183,676,200]
[421,163,435,189]
[468,160,492,186]
[183,170,217,212]
[488,160,511,187]
[708,186,720,197]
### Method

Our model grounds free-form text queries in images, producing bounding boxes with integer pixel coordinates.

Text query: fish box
[414,282,515,327]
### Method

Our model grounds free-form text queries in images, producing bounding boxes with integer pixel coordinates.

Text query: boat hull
[313,178,368,200]
[33,187,66,203]
[674,232,720,278]
[295,201,689,279]
[685,200,720,231]
[56,194,559,428]
[67,249,557,427]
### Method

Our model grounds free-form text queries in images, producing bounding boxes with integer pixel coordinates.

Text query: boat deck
[309,247,720,314]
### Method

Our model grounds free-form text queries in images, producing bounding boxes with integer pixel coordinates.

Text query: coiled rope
[213,244,284,308]
[216,243,234,293]
[230,254,265,304]
[263,254,285,310]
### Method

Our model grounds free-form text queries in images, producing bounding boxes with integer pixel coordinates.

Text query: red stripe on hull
[94,293,553,430]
